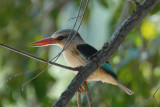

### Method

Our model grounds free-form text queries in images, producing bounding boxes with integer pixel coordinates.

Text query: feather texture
[76,44,117,79]
[75,44,134,95]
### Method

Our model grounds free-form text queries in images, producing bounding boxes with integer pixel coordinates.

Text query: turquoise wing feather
[102,63,115,73]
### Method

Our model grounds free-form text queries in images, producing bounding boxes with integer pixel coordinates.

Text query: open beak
[31,37,56,47]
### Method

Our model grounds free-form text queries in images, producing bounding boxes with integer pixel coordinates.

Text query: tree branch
[53,0,160,106]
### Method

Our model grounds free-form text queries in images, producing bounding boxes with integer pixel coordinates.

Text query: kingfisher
[31,29,134,95]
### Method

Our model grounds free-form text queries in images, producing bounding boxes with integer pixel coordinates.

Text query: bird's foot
[77,85,85,94]
[129,0,141,11]
[77,88,84,94]
[77,81,88,94]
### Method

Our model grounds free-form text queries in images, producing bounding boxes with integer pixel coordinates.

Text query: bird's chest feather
[63,48,117,84]
[63,49,88,68]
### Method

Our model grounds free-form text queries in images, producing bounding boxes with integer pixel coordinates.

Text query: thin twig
[0,42,79,89]
[0,43,77,71]
[68,15,82,21]
[5,63,46,82]
[23,0,89,88]
[50,0,84,63]
[153,86,160,97]
[22,64,53,91]
[146,86,160,107]
[21,0,86,90]
[83,82,92,107]
[52,0,88,63]
[1,0,86,88]
[77,93,82,107]
[153,96,157,107]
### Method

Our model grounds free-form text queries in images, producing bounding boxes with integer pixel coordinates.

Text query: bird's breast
[63,49,88,69]
[63,49,117,85]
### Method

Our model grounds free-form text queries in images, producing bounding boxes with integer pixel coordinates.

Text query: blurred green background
[0,0,160,107]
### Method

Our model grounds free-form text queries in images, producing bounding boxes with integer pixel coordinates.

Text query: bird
[31,29,134,95]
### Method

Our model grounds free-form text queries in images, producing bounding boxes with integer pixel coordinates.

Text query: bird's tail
[116,81,134,95]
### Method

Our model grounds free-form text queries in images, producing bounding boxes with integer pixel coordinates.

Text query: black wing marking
[76,44,109,63]
[76,44,97,58]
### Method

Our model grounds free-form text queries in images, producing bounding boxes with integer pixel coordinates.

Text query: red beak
[31,37,56,47]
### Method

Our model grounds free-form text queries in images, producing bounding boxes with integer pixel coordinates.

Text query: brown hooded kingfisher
[31,29,134,95]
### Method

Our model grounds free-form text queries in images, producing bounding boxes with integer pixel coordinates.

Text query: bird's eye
[57,36,64,40]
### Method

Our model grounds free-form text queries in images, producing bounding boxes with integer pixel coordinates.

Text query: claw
[77,86,84,94]
[77,81,88,94]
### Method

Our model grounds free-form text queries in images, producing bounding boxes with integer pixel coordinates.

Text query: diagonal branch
[53,0,160,106]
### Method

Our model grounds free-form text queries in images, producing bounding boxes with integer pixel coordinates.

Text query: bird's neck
[62,44,87,68]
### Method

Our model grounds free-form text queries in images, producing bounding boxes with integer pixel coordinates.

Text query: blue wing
[76,44,117,79]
